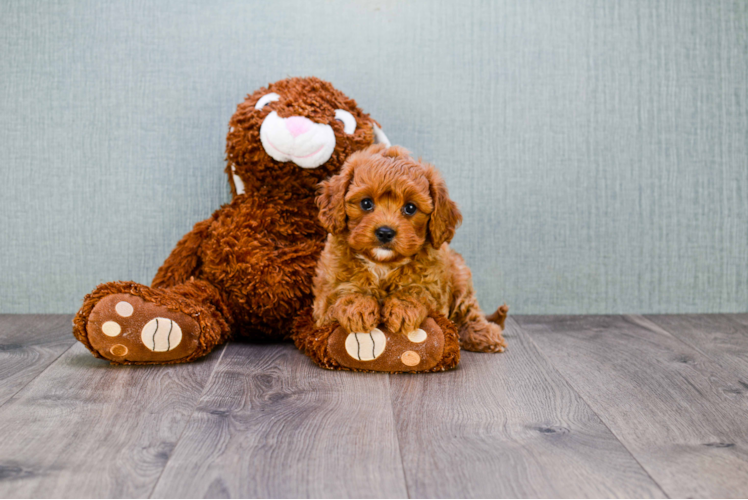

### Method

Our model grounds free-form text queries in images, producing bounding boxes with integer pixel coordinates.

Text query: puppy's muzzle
[375,226,396,244]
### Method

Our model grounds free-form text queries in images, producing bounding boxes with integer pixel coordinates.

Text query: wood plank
[516,314,748,499]
[0,315,76,407]
[645,314,748,378]
[389,318,664,498]
[0,342,225,498]
[151,342,408,499]
[728,314,748,329]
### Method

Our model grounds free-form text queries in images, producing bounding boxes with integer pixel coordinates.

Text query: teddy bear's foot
[85,293,203,363]
[329,320,446,372]
[293,310,461,373]
[74,280,231,364]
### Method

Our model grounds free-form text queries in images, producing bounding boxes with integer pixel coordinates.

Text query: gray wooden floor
[1,314,748,498]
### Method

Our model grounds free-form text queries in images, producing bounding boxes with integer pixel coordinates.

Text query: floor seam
[638,314,744,375]
[387,373,412,499]
[0,340,77,412]
[630,314,748,411]
[147,342,229,499]
[511,316,671,499]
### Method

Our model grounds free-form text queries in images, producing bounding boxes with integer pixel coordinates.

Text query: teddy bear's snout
[259,111,336,169]
[284,116,313,138]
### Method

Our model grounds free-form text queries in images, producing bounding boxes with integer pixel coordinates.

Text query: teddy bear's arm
[151,215,215,288]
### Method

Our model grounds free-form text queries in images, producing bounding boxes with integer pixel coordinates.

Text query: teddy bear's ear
[317,160,356,234]
[372,122,391,147]
[426,165,462,248]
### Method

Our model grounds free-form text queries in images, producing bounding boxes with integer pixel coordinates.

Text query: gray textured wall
[1,0,747,314]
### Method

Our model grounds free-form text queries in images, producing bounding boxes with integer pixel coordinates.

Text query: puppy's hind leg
[458,303,508,353]
[448,250,508,352]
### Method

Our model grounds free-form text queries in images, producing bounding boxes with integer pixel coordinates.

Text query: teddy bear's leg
[293,310,461,373]
[73,279,231,365]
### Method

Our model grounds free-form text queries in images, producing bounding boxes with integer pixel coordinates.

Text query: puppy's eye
[360,198,374,211]
[335,109,357,134]
[403,203,417,216]
[255,93,280,110]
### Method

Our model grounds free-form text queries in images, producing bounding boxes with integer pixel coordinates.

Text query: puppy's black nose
[375,226,396,243]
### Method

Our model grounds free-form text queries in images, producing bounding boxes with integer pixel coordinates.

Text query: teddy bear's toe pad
[344,329,386,361]
[87,294,200,363]
[328,318,445,372]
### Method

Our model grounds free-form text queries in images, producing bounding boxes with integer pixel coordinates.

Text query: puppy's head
[317,144,462,263]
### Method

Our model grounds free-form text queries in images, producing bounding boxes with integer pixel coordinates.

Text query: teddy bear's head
[225,77,389,198]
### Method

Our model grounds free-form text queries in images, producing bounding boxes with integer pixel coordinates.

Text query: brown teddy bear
[72,77,391,364]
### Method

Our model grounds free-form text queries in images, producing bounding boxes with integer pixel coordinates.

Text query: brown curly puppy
[72,77,388,364]
[312,144,508,353]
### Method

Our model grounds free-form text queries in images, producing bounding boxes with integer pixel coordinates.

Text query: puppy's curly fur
[312,144,507,353]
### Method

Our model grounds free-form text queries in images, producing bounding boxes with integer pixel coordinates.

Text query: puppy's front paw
[383,297,427,335]
[334,294,381,333]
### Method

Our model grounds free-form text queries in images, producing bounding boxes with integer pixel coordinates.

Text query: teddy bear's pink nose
[285,116,313,138]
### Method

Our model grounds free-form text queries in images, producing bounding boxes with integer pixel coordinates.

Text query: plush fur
[311,145,508,353]
[73,77,383,364]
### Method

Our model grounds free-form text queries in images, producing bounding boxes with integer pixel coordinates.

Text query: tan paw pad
[141,318,183,352]
[407,329,427,343]
[344,329,386,361]
[101,321,121,337]
[401,351,421,366]
[115,301,134,317]
[110,344,128,357]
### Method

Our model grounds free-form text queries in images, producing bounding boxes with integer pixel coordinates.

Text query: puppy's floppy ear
[426,165,462,248]
[317,159,356,234]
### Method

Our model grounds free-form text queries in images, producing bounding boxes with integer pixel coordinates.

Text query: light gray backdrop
[1,0,747,314]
